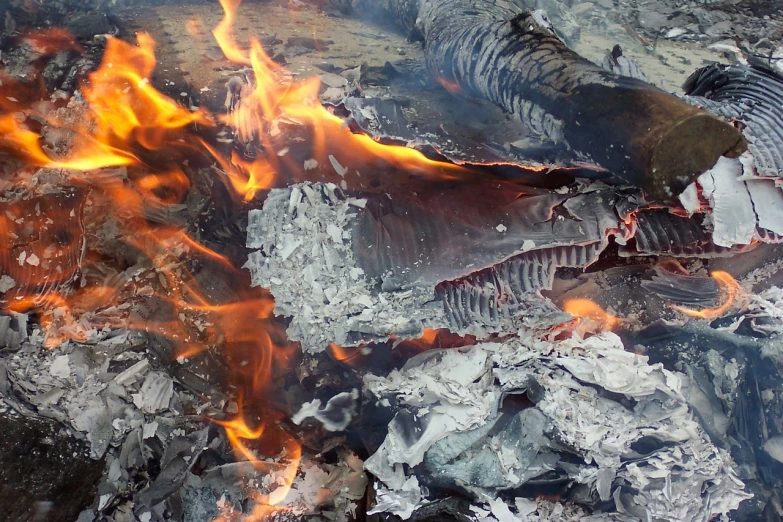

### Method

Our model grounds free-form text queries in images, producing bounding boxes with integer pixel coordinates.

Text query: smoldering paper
[362,331,750,521]
[244,182,636,352]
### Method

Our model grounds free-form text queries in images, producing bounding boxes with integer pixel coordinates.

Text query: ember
[672,271,744,320]
[1,0,783,521]
[561,298,619,332]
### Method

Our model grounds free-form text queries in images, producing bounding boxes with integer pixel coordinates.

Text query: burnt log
[347,0,745,200]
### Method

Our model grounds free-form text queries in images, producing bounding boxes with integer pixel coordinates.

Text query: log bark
[349,0,745,200]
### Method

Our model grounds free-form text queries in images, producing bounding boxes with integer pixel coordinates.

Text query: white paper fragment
[488,497,520,522]
[666,27,688,38]
[132,371,174,413]
[26,253,40,266]
[113,358,150,386]
[679,182,700,216]
[745,179,783,235]
[0,274,16,293]
[328,154,348,177]
[496,224,507,233]
[98,494,112,511]
[763,436,783,464]
[142,421,159,440]
[367,476,427,519]
[49,354,71,379]
[698,156,756,247]
[319,72,349,88]
[303,158,318,170]
[291,389,358,431]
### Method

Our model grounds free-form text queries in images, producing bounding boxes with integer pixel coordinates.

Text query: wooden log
[347,0,746,200]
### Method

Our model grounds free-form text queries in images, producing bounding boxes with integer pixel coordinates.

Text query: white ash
[244,183,459,352]
[245,183,574,353]
[0,325,196,461]
[245,182,440,352]
[364,330,750,521]
[469,498,590,522]
[292,388,359,431]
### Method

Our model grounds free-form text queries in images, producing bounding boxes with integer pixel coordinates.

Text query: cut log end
[648,112,747,200]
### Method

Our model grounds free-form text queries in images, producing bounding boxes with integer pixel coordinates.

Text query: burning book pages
[677,154,783,249]
[244,182,638,352]
[362,330,751,521]
[685,63,783,179]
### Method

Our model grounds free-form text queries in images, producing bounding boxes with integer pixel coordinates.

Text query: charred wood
[619,209,752,258]
[347,0,745,200]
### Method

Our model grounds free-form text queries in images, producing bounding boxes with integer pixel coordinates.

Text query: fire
[1,18,298,517]
[0,33,210,170]
[20,28,83,55]
[437,77,464,95]
[328,342,366,366]
[562,298,619,332]
[672,271,743,319]
[0,0,616,518]
[205,0,473,201]
[214,407,302,511]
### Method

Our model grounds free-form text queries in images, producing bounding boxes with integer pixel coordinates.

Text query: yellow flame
[563,298,619,331]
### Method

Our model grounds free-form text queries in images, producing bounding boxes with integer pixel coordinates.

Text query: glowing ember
[562,298,619,332]
[672,271,743,319]
[328,342,366,367]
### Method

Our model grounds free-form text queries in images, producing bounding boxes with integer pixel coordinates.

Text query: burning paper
[245,182,639,351]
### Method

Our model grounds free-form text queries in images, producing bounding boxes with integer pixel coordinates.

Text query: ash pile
[1,0,783,521]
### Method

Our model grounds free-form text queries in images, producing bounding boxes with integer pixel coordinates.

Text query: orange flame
[213,0,251,65]
[672,271,743,319]
[562,299,619,332]
[328,342,365,367]
[0,0,535,518]
[0,33,211,170]
[205,0,473,201]
[1,23,297,518]
[437,77,464,95]
[214,409,302,515]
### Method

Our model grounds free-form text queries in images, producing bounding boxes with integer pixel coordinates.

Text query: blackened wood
[350,0,745,200]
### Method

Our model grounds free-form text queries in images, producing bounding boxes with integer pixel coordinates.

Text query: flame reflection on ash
[672,271,743,319]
